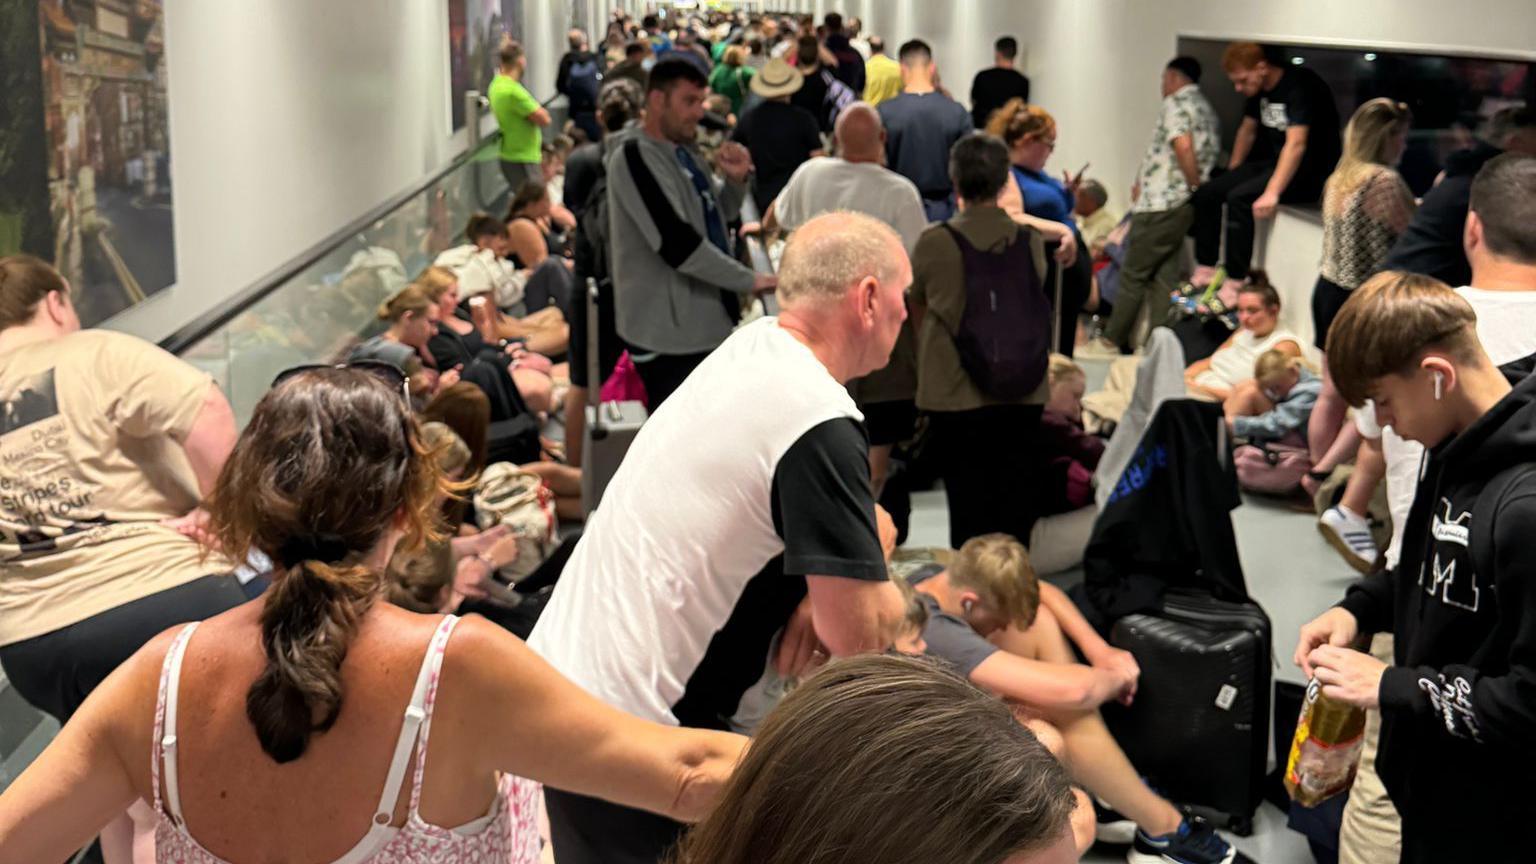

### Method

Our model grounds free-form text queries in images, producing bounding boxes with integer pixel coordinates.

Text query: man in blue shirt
[878,39,972,221]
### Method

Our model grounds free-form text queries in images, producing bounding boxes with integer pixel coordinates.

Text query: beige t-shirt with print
[0,330,230,645]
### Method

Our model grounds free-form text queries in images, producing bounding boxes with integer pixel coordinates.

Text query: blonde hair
[1326,271,1481,407]
[413,265,459,303]
[723,44,746,67]
[1325,98,1412,206]
[1254,349,1305,385]
[385,540,454,613]
[776,211,903,307]
[1047,353,1084,390]
[418,421,472,478]
[949,533,1039,629]
[985,99,1055,148]
[890,571,931,639]
[376,283,434,322]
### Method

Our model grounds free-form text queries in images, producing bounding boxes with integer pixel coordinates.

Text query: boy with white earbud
[1295,271,1536,863]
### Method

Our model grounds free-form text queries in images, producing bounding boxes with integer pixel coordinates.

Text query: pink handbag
[1234,443,1312,495]
[600,351,649,408]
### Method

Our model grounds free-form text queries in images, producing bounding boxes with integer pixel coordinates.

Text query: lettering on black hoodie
[1338,352,1536,841]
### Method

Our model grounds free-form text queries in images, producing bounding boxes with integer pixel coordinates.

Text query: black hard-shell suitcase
[1102,589,1272,835]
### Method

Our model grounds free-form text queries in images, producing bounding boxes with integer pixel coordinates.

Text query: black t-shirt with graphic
[1241,65,1341,199]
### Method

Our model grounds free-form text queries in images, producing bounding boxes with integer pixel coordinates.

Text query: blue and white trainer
[1126,818,1237,864]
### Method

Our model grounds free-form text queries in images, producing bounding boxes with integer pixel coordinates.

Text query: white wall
[107,1,468,344]
[103,0,735,345]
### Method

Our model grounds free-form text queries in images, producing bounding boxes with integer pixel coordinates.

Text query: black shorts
[861,399,918,447]
[1312,276,1352,350]
[0,575,247,722]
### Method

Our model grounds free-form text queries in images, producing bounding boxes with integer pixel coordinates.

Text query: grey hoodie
[606,130,757,355]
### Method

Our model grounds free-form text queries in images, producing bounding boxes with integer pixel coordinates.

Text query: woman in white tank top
[1186,281,1303,402]
[0,367,746,864]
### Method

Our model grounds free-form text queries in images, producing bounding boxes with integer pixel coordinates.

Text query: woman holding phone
[986,99,1095,356]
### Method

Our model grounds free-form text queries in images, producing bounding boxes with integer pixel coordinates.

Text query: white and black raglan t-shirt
[528,317,886,728]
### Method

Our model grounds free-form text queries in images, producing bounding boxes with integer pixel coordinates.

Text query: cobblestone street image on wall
[0,0,175,328]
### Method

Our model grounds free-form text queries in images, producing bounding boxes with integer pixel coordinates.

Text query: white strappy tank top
[150,615,541,863]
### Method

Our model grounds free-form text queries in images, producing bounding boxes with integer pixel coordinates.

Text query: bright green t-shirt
[489,74,541,163]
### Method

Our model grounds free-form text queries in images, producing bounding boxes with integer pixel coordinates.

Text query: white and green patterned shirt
[1133,84,1220,214]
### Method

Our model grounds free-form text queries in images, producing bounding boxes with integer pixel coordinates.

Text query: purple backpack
[940,222,1052,399]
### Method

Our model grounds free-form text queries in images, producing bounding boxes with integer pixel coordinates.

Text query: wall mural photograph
[448,0,525,131]
[0,0,175,328]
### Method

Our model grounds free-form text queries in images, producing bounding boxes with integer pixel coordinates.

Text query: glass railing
[170,138,511,425]
[163,94,567,426]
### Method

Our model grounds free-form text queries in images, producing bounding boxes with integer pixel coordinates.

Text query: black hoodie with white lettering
[1339,352,1536,838]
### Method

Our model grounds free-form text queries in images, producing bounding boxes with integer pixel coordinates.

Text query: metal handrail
[738,191,778,315]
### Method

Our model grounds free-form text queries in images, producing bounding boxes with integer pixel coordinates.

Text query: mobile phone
[468,296,487,308]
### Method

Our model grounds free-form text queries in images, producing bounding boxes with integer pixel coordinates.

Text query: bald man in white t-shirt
[531,212,910,864]
[763,102,929,495]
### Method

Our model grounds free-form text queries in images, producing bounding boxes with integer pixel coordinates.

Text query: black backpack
[567,57,601,111]
[576,167,611,291]
[940,222,1052,399]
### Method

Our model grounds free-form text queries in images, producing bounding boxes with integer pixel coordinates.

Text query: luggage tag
[1215,684,1238,711]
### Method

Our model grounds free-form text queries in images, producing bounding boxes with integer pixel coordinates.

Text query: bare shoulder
[440,613,527,683]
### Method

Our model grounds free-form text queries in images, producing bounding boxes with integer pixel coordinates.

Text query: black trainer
[1125,818,1237,864]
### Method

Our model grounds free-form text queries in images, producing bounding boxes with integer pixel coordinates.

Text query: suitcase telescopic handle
[586,277,603,429]
[1051,260,1064,356]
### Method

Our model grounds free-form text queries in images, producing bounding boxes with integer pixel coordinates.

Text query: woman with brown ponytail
[0,368,747,863]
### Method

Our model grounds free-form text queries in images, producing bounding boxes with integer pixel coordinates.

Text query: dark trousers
[630,349,711,409]
[524,257,576,321]
[1311,275,1351,351]
[0,575,248,722]
[544,787,684,864]
[1191,161,1274,279]
[570,110,602,143]
[1103,205,1195,350]
[1191,161,1325,278]
[928,405,1045,549]
[922,194,956,222]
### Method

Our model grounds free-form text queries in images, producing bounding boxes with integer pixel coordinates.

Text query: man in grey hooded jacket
[608,57,777,407]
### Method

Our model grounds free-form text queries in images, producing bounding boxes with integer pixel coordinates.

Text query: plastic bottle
[1284,677,1368,807]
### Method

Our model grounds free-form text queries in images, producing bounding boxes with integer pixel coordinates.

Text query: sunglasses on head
[271,360,411,402]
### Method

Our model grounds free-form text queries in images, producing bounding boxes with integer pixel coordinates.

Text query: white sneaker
[1319,506,1378,574]
[1078,337,1123,358]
